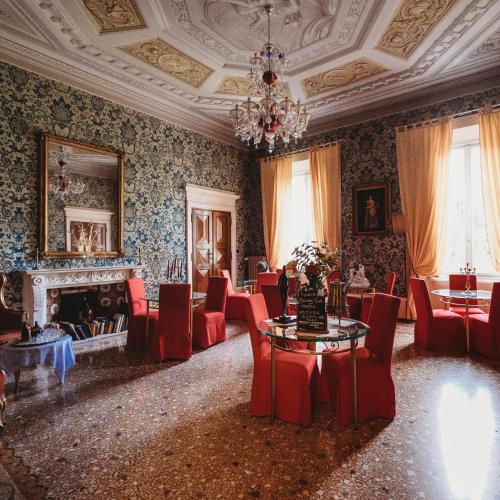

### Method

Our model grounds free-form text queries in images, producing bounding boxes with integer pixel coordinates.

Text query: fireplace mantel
[21,266,143,325]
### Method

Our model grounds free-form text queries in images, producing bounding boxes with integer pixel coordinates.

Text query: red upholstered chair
[245,294,319,426]
[319,293,400,425]
[125,278,158,350]
[448,274,484,316]
[192,276,228,348]
[256,272,278,293]
[469,282,500,360]
[149,284,191,361]
[261,284,283,318]
[410,277,466,352]
[360,272,397,324]
[221,270,248,320]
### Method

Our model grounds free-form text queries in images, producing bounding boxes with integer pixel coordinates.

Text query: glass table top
[258,317,369,343]
[145,291,206,302]
[431,289,492,300]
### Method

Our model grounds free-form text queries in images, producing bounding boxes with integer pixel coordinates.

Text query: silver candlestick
[460,262,476,295]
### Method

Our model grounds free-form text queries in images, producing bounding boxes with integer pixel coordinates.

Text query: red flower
[305,264,319,276]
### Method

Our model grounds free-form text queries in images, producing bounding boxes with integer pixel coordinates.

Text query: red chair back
[488,282,500,334]
[261,285,283,318]
[385,272,397,295]
[205,276,228,312]
[449,274,478,305]
[158,283,190,333]
[410,278,433,323]
[327,270,341,282]
[364,293,400,363]
[276,268,284,277]
[245,294,271,362]
[125,278,146,317]
[256,272,278,293]
[221,269,235,295]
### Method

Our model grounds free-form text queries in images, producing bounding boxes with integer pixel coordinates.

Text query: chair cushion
[432,308,463,319]
[195,310,224,324]
[449,306,485,316]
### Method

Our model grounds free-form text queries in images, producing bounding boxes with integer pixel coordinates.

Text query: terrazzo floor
[0,321,499,499]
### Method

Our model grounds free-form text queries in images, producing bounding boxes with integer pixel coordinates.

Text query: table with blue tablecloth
[0,334,76,393]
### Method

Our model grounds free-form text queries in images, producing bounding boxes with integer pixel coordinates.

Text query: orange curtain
[396,118,452,317]
[260,156,293,269]
[479,107,500,272]
[309,144,342,249]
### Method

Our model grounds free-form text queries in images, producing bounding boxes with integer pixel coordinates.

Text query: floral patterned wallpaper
[0,61,264,308]
[48,172,118,251]
[255,86,500,297]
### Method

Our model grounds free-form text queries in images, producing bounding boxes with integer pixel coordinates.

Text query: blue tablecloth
[0,334,75,383]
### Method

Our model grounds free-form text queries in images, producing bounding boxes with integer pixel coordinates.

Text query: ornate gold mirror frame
[40,133,124,259]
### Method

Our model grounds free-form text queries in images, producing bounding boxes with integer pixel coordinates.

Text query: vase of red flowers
[293,242,341,332]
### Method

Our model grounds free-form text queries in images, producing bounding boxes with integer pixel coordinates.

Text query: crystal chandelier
[229,4,310,153]
[48,145,85,196]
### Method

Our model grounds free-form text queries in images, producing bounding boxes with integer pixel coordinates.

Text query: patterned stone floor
[0,321,499,499]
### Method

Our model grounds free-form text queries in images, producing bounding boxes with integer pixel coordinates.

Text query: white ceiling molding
[0,0,498,147]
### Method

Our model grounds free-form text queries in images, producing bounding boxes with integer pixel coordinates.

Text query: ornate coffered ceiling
[0,0,499,147]
[81,0,146,33]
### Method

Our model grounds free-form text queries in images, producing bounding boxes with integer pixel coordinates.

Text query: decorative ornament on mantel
[229,4,310,153]
[48,145,85,197]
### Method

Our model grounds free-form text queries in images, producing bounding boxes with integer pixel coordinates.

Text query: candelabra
[460,262,476,295]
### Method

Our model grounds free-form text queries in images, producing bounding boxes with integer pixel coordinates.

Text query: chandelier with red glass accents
[229,4,310,153]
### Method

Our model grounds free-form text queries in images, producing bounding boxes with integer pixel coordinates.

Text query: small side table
[0,333,76,394]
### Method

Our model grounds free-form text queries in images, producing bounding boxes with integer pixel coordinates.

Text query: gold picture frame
[40,133,124,259]
[352,182,391,236]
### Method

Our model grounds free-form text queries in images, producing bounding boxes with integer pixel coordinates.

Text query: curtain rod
[396,103,500,131]
[259,139,344,162]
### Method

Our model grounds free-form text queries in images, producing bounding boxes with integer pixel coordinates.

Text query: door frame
[186,183,240,290]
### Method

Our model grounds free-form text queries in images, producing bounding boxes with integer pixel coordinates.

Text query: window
[284,158,316,260]
[442,122,496,275]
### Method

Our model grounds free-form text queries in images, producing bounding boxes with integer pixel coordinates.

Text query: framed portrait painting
[352,183,391,236]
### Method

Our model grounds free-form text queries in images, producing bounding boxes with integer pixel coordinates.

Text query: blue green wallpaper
[0,61,265,308]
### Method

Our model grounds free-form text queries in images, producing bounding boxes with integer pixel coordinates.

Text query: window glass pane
[285,160,316,262]
[470,146,496,274]
[442,148,466,273]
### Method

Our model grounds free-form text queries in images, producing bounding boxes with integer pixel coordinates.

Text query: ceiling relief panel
[215,76,290,97]
[81,0,146,33]
[120,38,213,88]
[377,0,457,59]
[301,58,387,97]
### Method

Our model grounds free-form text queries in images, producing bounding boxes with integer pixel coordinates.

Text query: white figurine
[351,264,370,288]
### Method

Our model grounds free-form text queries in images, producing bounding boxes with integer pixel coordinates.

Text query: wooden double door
[192,208,232,293]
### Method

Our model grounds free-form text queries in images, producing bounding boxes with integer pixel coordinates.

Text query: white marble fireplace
[21,266,143,326]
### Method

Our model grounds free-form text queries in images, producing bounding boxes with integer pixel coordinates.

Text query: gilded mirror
[40,134,124,258]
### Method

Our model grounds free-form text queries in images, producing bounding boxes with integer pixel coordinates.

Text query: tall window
[284,158,316,260]
[442,122,496,275]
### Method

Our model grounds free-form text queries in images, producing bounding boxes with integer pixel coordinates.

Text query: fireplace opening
[47,285,128,341]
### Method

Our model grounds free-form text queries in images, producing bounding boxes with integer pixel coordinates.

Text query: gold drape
[260,156,293,269]
[479,107,500,272]
[310,144,342,249]
[396,119,452,317]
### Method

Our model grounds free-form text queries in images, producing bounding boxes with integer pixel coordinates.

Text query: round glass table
[431,289,492,352]
[258,317,369,424]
